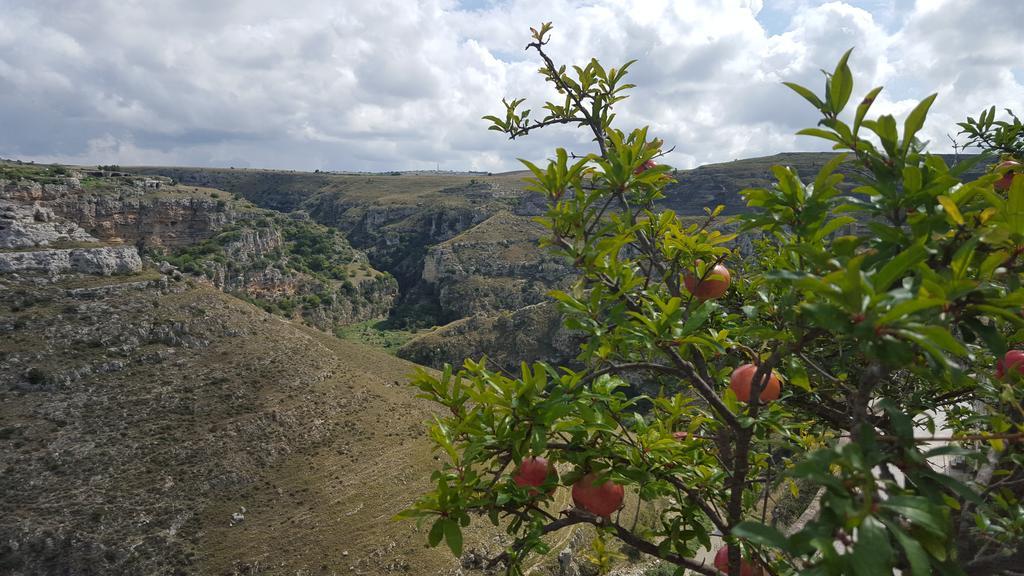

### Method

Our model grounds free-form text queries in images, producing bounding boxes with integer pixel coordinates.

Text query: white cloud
[0,0,1021,171]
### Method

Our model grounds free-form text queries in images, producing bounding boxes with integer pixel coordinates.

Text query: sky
[1,0,1021,173]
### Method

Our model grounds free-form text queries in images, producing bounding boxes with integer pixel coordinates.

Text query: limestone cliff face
[0,200,96,249]
[54,193,230,249]
[2,174,395,328]
[398,301,581,371]
[200,227,294,296]
[343,203,493,290]
[1,179,143,277]
[418,211,573,320]
[1,177,230,249]
[0,246,142,276]
[163,220,398,329]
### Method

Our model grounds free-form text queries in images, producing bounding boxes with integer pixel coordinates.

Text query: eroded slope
[0,273,473,575]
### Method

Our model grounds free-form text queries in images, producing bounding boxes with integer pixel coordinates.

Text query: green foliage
[959,107,1024,159]
[157,213,379,326]
[401,23,1024,576]
[0,162,68,185]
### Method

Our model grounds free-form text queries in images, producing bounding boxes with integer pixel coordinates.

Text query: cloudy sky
[1,0,1021,172]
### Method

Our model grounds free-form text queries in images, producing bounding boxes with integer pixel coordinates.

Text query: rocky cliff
[419,210,573,320]
[0,246,142,276]
[160,214,398,329]
[398,301,581,372]
[1,174,144,278]
[134,167,534,315]
[1,166,396,330]
[1,176,230,249]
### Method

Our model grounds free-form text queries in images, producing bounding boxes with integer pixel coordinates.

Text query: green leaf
[964,318,1007,356]
[903,165,923,194]
[903,93,937,155]
[814,152,849,192]
[913,324,968,356]
[879,496,946,537]
[893,328,950,367]
[786,356,812,392]
[443,518,463,556]
[950,236,979,280]
[919,469,983,505]
[854,86,883,134]
[876,298,945,325]
[829,48,855,115]
[797,128,843,143]
[679,303,713,335]
[971,304,1024,328]
[428,518,445,547]
[732,521,790,550]
[814,216,856,241]
[851,517,892,576]
[882,519,931,576]
[1008,175,1024,234]
[873,240,928,292]
[783,81,824,110]
[869,115,899,156]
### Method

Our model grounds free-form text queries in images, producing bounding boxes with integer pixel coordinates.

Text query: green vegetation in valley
[334,319,420,354]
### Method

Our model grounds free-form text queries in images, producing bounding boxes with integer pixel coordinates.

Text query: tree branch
[526,41,607,157]
[487,509,719,575]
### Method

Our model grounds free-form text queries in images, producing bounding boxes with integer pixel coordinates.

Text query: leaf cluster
[402,26,1024,576]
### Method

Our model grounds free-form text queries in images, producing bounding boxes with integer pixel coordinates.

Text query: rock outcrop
[2,176,231,249]
[419,211,573,321]
[1,179,143,277]
[57,193,231,249]
[2,171,397,329]
[0,246,142,275]
[0,199,97,249]
[398,301,581,371]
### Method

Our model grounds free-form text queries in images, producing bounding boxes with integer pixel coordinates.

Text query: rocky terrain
[138,154,988,370]
[420,210,573,320]
[157,213,397,330]
[0,165,470,573]
[0,268,492,575]
[2,161,640,576]
[398,301,581,371]
[5,152,991,575]
[1,163,397,331]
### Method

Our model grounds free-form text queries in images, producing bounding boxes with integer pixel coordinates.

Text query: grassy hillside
[134,166,530,215]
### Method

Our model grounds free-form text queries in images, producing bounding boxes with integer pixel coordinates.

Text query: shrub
[25,367,50,386]
[401,23,1024,576]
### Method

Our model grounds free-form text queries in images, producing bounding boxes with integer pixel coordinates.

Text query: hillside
[2,160,614,575]
[136,153,986,369]
[1,162,397,330]
[0,268,483,574]
[0,151,994,574]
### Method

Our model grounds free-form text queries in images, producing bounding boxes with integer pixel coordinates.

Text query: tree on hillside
[400,22,1024,575]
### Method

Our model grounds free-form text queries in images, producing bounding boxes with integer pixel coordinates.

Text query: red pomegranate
[571,472,624,517]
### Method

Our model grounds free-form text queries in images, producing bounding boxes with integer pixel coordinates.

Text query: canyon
[0,152,986,575]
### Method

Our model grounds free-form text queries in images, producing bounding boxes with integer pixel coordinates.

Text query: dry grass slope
[0,272,492,575]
